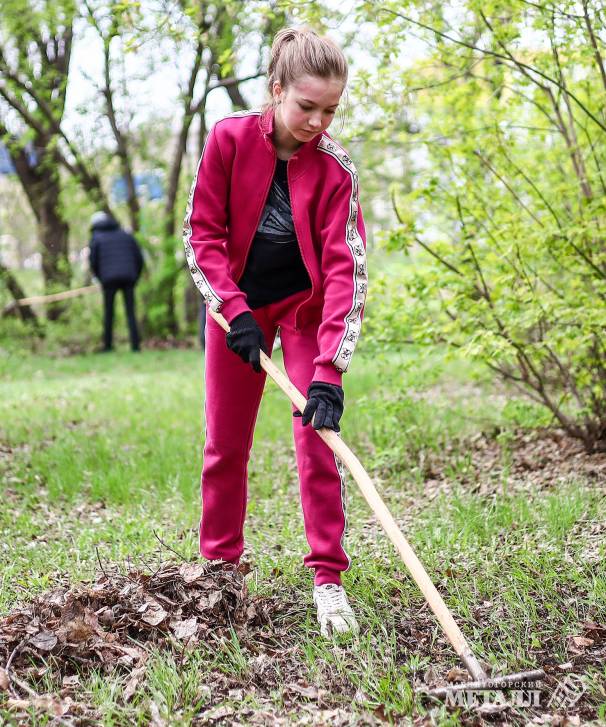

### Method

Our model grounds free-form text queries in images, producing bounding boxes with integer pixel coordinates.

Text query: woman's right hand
[225,312,269,373]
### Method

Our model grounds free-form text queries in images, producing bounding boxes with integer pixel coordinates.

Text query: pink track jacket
[183,108,367,386]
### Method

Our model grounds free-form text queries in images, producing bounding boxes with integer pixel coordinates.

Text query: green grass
[1,346,604,724]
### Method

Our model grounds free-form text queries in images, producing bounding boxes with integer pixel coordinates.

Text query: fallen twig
[4,637,27,698]
[95,545,109,579]
[152,530,189,562]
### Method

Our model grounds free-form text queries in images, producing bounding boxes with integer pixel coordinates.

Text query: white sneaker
[313,583,359,637]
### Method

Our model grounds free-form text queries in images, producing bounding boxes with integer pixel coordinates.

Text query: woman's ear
[272,80,282,104]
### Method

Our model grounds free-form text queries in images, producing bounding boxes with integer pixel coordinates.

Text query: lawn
[0,344,604,725]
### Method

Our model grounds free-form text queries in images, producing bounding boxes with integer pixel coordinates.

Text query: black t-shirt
[237,158,312,309]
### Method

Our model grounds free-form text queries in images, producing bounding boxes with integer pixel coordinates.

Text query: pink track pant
[200,289,350,586]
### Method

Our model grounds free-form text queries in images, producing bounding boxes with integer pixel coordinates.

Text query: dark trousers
[102,282,140,351]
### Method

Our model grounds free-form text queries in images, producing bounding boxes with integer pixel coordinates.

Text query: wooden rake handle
[208,307,487,680]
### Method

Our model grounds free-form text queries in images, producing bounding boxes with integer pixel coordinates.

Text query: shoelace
[315,585,351,614]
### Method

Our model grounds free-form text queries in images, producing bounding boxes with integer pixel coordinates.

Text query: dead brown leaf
[123,666,146,702]
[287,682,319,699]
[141,603,169,626]
[570,635,594,650]
[28,631,57,651]
[445,666,469,683]
[7,694,71,716]
[179,563,206,583]
[171,617,198,639]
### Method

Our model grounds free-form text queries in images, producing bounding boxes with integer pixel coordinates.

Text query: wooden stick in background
[13,284,100,306]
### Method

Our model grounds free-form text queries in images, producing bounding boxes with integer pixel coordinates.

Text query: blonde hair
[262,27,349,130]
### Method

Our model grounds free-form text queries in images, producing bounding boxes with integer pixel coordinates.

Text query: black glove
[226,312,268,374]
[293,381,344,432]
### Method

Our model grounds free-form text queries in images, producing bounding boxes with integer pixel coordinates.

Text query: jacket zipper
[286,157,314,332]
[235,148,277,283]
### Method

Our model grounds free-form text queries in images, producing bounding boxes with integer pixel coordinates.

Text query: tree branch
[391,189,463,276]
[493,123,564,229]
[0,64,107,204]
[190,71,265,116]
[543,344,585,411]
[547,10,592,200]
[453,206,581,434]
[582,0,606,94]
[377,7,606,132]
[472,149,544,227]
[102,36,140,229]
[515,0,585,21]
[0,261,39,324]
[579,121,606,198]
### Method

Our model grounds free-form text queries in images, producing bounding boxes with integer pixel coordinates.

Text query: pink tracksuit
[184,108,367,585]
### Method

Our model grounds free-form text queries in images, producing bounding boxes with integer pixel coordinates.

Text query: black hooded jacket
[89,216,144,285]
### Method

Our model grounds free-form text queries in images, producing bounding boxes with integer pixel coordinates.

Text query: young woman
[183,27,367,636]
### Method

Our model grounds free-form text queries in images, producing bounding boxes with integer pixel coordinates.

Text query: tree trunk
[0,262,39,324]
[3,129,72,319]
[38,175,71,320]
[225,83,248,110]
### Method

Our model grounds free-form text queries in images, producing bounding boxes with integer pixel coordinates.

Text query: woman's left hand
[293,381,344,432]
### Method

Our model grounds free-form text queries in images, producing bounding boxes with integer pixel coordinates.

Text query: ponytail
[262,26,348,120]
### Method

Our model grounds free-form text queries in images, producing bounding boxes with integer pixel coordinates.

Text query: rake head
[423,652,545,699]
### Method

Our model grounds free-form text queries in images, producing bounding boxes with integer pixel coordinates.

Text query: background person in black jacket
[89,211,144,352]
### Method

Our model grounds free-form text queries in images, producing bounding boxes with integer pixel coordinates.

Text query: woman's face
[273,74,343,145]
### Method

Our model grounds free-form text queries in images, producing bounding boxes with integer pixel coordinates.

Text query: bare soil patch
[422,427,606,498]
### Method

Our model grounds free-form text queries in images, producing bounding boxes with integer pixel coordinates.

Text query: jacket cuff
[313,364,343,387]
[220,297,252,326]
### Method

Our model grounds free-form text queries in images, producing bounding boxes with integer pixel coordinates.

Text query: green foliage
[355,0,606,451]
[138,233,182,336]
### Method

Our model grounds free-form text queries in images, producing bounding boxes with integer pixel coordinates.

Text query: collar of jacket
[258,106,322,169]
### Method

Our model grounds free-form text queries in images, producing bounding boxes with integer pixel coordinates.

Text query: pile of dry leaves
[0,560,292,723]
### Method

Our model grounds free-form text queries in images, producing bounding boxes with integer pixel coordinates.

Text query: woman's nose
[309,113,322,129]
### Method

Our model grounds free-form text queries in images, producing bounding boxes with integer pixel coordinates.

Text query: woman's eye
[298,102,336,114]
